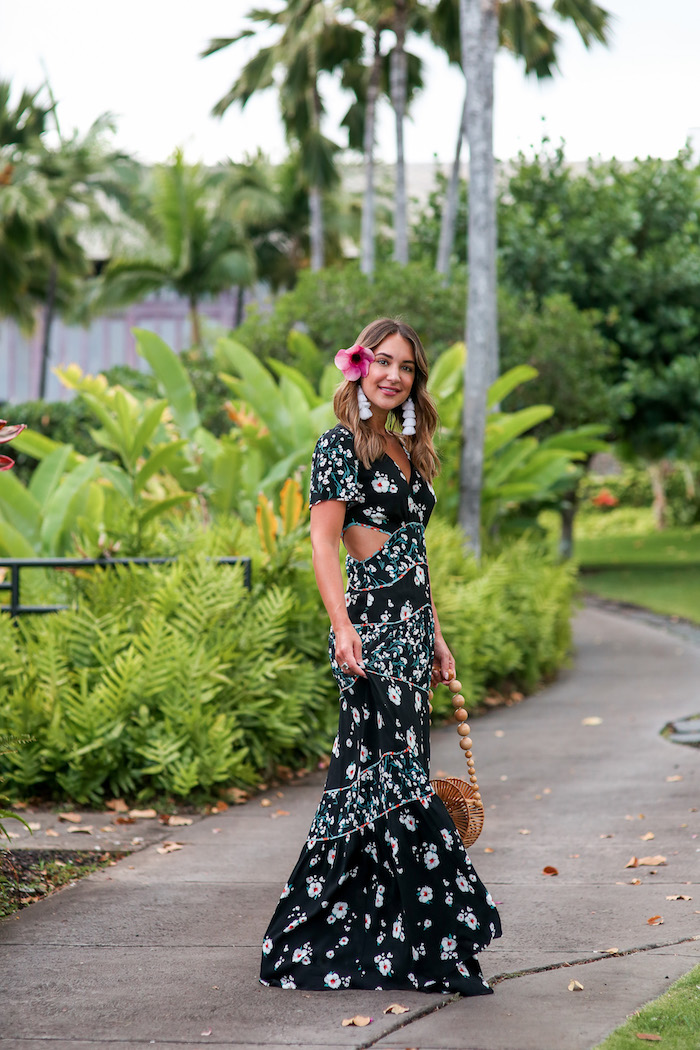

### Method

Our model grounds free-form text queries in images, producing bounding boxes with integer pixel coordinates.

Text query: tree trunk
[436,88,468,281]
[233,285,245,329]
[39,262,58,400]
[649,459,671,530]
[390,0,409,265]
[361,29,383,278]
[189,295,202,347]
[559,486,579,560]
[457,0,499,560]
[309,83,325,272]
[309,185,324,271]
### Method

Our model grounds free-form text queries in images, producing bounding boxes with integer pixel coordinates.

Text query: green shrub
[0,552,337,804]
[0,519,576,803]
[580,465,700,526]
[235,261,469,372]
[427,521,577,719]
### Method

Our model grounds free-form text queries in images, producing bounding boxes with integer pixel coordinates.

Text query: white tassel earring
[401,397,416,435]
[357,384,373,421]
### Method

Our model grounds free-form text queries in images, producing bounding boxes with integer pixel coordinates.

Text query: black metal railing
[0,556,252,617]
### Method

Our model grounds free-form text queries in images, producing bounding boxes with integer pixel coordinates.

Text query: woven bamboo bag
[429,673,485,848]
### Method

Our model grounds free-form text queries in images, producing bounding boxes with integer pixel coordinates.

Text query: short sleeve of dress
[309,426,363,508]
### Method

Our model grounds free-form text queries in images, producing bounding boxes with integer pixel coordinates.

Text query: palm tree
[202,1,363,272]
[457,0,611,557]
[98,150,255,346]
[433,0,609,282]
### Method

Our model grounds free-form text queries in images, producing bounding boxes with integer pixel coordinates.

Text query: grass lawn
[575,523,700,624]
[592,963,700,1049]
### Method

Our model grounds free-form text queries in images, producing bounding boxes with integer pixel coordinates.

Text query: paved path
[1,606,699,1050]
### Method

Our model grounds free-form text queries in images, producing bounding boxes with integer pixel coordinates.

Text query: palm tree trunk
[649,460,671,530]
[39,262,58,400]
[189,295,203,347]
[233,285,245,329]
[309,83,325,272]
[457,0,499,560]
[361,28,383,278]
[390,0,409,265]
[436,88,468,281]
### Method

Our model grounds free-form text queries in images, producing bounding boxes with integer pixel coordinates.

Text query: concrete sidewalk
[1,605,699,1050]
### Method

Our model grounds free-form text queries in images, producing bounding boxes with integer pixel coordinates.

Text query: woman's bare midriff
[343,524,390,561]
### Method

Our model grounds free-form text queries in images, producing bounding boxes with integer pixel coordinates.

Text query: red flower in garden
[334,344,374,381]
[0,420,27,471]
[591,488,618,508]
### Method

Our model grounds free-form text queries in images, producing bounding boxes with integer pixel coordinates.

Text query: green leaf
[80,393,128,461]
[98,462,134,502]
[487,365,538,408]
[28,445,75,506]
[134,329,200,438]
[484,405,554,458]
[267,358,320,407]
[131,400,169,466]
[0,470,41,543]
[10,428,82,467]
[138,493,193,526]
[39,456,101,555]
[134,440,188,495]
[0,518,38,557]
[428,342,465,401]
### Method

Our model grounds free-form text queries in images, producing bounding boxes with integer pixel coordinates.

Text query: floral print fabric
[260,426,501,994]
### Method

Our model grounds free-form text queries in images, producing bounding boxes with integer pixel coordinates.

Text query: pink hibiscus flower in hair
[334,344,374,381]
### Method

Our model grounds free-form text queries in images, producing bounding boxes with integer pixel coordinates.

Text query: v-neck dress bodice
[259,423,501,995]
[308,424,435,537]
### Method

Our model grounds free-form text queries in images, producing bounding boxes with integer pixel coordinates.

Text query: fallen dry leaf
[114,816,135,825]
[519,829,531,835]
[635,1034,662,1042]
[129,808,157,819]
[629,878,642,885]
[484,847,494,853]
[341,1016,372,1027]
[600,833,614,839]
[130,836,144,845]
[666,775,683,782]
[260,798,272,808]
[156,841,183,854]
[383,1004,409,1015]
[666,894,692,901]
[625,856,639,868]
[639,856,667,866]
[271,809,290,819]
[604,947,619,954]
[225,788,249,804]
[581,717,602,726]
[58,812,82,824]
[542,866,559,876]
[99,826,113,833]
[647,915,664,926]
[26,821,41,831]
[162,815,193,826]
[640,832,655,841]
[201,1027,212,1037]
[105,798,128,812]
[45,828,59,837]
[67,825,93,834]
[568,980,584,991]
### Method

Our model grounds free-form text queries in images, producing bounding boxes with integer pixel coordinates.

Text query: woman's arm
[426,558,455,686]
[310,501,367,678]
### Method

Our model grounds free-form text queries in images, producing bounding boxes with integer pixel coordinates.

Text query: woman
[260,318,501,994]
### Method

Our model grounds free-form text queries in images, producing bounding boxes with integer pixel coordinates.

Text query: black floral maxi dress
[260,425,501,994]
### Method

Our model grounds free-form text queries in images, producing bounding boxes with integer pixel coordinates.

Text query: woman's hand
[431,635,455,687]
[334,623,367,679]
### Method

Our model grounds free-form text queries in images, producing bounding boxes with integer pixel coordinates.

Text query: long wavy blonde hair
[333,318,440,482]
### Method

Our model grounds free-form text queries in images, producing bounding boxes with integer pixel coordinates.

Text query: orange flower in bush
[591,487,618,508]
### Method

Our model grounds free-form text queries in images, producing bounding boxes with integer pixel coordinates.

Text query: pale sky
[1,0,699,167]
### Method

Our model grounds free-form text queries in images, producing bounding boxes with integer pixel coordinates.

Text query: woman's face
[361,333,416,412]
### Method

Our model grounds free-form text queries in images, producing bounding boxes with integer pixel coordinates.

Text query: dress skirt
[260,522,501,993]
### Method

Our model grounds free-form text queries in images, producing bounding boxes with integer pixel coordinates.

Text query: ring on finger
[340,661,349,671]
